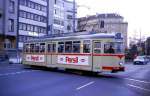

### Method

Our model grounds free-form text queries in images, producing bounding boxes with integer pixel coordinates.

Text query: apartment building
[48,0,77,35]
[78,13,128,47]
[48,0,65,35]
[18,0,48,48]
[0,0,76,52]
[0,0,18,51]
[64,0,77,33]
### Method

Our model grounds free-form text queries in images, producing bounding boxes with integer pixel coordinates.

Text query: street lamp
[73,0,76,32]
[72,0,90,32]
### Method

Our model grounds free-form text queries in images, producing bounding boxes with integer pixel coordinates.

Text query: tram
[22,33,125,73]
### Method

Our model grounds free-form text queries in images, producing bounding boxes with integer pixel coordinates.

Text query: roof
[78,13,123,21]
[25,32,115,43]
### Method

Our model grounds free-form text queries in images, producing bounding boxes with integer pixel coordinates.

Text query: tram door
[47,42,56,67]
[92,40,103,72]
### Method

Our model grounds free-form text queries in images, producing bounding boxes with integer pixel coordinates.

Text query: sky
[69,0,150,40]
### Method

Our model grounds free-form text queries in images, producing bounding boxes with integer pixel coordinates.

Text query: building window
[9,0,15,13]
[67,15,73,19]
[41,6,46,12]
[100,20,104,28]
[8,19,14,32]
[67,25,71,31]
[30,2,34,9]
[19,23,23,30]
[34,26,38,32]
[22,23,27,30]
[4,39,12,49]
[26,12,31,19]
[27,24,31,31]
[30,25,34,31]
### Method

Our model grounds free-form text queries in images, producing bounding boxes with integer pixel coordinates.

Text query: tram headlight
[119,62,123,66]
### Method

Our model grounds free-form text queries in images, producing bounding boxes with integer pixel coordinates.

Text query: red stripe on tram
[24,53,124,59]
[102,66,124,70]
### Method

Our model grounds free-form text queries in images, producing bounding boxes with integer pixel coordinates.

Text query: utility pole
[73,0,76,33]
[139,29,141,47]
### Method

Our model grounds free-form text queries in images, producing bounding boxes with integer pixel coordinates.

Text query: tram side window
[58,42,64,53]
[48,43,56,53]
[48,44,51,52]
[25,44,30,53]
[94,42,101,53]
[40,43,45,53]
[83,40,90,53]
[104,42,115,53]
[35,43,40,52]
[65,41,72,53]
[52,44,56,52]
[73,41,80,53]
[30,44,35,52]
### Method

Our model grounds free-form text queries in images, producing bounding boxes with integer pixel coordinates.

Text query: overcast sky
[69,0,150,39]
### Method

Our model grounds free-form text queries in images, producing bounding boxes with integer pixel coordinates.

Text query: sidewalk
[0,60,10,66]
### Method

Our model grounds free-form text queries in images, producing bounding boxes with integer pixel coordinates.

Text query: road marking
[125,78,150,84]
[0,70,37,76]
[127,84,150,92]
[76,81,95,90]
[0,68,21,70]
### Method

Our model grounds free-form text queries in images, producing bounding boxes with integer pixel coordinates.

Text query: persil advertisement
[57,55,89,65]
[26,55,45,62]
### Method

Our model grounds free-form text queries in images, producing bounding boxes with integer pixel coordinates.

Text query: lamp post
[72,1,90,32]
[73,0,76,33]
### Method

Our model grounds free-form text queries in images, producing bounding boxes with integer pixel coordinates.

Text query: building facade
[78,13,128,47]
[64,0,77,33]
[48,0,77,35]
[48,0,65,35]
[18,0,48,48]
[0,0,18,51]
[0,0,76,52]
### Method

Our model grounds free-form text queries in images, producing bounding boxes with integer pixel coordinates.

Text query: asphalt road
[0,63,150,96]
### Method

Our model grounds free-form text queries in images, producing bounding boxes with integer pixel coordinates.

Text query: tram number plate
[57,55,89,65]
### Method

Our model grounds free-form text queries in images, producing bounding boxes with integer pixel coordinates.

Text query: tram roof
[25,33,115,43]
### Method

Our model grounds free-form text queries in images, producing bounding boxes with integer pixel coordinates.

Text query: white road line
[0,70,36,76]
[125,78,150,84]
[76,81,95,90]
[127,84,150,92]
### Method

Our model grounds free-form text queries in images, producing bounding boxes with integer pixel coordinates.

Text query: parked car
[9,57,22,64]
[133,56,149,65]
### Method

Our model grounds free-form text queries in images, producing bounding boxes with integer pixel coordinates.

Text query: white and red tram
[23,33,125,73]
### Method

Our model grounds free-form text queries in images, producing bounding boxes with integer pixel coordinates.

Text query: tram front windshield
[104,42,124,54]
